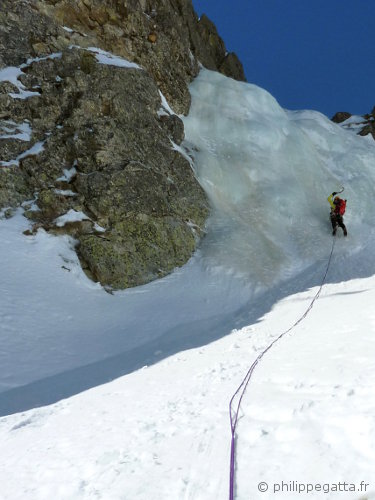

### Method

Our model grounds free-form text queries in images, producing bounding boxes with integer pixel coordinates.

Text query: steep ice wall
[183,69,375,289]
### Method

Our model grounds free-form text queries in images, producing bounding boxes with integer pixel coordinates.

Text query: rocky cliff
[0,0,245,289]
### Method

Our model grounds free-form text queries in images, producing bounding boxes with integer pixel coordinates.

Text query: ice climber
[328,191,347,236]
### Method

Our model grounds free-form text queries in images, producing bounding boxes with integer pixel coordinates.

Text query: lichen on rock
[0,0,246,289]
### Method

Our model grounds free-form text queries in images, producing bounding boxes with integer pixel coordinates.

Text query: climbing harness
[228,237,336,500]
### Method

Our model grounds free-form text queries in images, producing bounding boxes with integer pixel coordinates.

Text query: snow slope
[0,276,374,499]
[1,67,375,498]
[0,211,254,414]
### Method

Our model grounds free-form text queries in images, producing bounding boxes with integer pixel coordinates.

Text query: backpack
[335,199,346,216]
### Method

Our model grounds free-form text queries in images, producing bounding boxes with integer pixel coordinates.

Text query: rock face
[0,0,245,289]
[331,108,375,140]
[13,0,246,115]
[331,112,352,124]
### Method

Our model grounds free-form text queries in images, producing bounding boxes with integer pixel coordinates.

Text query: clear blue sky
[192,0,374,118]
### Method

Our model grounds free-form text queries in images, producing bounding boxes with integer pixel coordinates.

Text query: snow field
[0,276,374,499]
[236,279,375,499]
[0,210,253,399]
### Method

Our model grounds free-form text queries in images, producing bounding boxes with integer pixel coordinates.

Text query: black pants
[330,213,347,235]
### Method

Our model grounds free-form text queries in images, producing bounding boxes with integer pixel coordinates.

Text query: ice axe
[332,186,344,196]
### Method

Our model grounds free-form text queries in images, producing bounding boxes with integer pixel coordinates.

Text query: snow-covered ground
[1,276,374,499]
[1,67,375,498]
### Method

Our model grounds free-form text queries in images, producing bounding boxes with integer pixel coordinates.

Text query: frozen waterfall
[183,69,375,288]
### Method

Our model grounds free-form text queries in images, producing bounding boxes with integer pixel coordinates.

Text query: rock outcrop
[3,0,246,115]
[0,0,245,289]
[332,107,375,140]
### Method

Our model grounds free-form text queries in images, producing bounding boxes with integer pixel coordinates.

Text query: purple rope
[228,238,336,500]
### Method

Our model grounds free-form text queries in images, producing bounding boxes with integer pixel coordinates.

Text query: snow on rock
[170,140,193,167]
[341,114,367,126]
[339,114,372,134]
[18,140,45,159]
[22,53,62,67]
[93,222,106,233]
[56,166,77,182]
[0,140,45,167]
[158,90,176,116]
[0,54,62,100]
[0,120,32,141]
[0,66,23,86]
[86,47,141,69]
[53,189,77,197]
[0,66,39,99]
[54,209,90,227]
